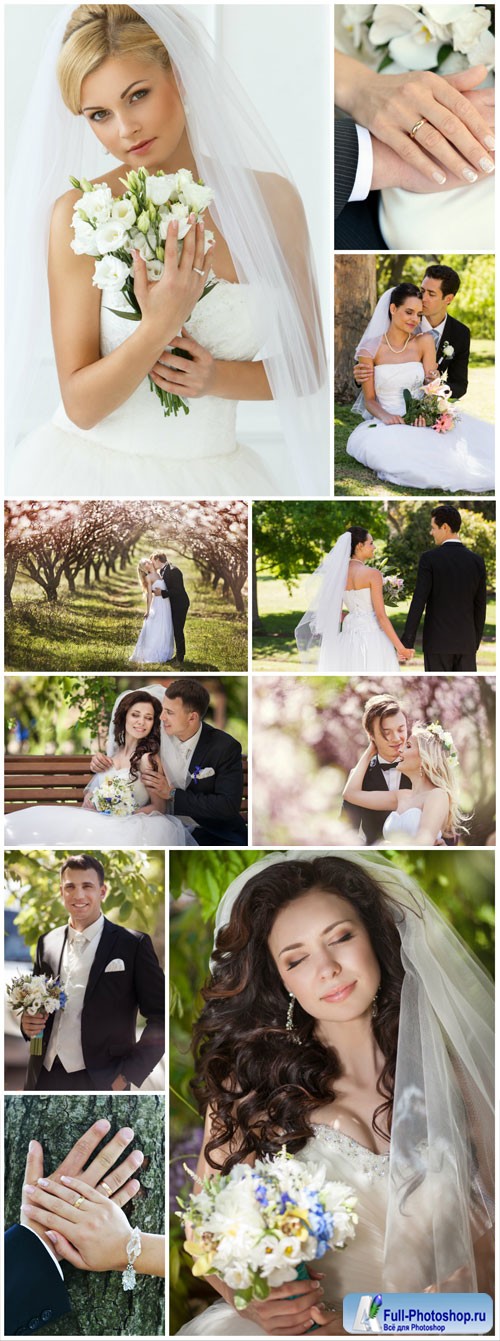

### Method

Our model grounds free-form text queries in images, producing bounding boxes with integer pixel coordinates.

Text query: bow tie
[378,760,396,771]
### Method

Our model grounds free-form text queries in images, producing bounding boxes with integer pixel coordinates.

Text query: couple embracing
[342,693,466,847]
[131,550,189,668]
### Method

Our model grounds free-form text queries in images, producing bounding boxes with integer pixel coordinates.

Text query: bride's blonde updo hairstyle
[412,722,467,837]
[57,5,171,115]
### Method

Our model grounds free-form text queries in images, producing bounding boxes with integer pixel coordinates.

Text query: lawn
[334,340,495,498]
[5,541,248,673]
[252,573,496,672]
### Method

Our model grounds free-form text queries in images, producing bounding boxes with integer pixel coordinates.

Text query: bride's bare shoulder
[413,332,435,354]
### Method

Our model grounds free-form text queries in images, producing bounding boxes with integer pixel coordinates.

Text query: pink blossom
[434,413,454,433]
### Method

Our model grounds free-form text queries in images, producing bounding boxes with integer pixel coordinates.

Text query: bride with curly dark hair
[177,851,494,1336]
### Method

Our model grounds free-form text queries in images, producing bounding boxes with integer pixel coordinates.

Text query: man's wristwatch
[169,787,177,811]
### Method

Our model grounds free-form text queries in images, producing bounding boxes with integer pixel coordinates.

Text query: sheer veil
[6,4,329,493]
[294,532,351,663]
[211,849,494,1293]
[352,286,395,418]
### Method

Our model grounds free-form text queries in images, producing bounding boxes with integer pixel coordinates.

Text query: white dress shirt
[421,314,446,350]
[377,755,402,792]
[349,125,373,203]
[44,914,104,1072]
[162,723,203,831]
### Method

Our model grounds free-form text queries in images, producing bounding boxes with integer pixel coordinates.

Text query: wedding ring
[193,267,204,276]
[73,1194,85,1209]
[100,1181,112,1196]
[410,118,427,139]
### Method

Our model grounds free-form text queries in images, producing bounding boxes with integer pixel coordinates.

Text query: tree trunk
[84,563,92,587]
[4,555,18,608]
[4,1094,165,1337]
[252,548,264,634]
[334,254,377,402]
[63,562,76,594]
[228,579,245,614]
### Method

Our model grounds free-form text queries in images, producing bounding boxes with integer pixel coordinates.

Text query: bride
[131,559,174,665]
[6,4,328,498]
[346,283,494,491]
[343,722,467,847]
[176,851,493,1333]
[295,527,414,672]
[4,690,196,846]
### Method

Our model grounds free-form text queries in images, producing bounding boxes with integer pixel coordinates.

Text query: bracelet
[122,1225,142,1290]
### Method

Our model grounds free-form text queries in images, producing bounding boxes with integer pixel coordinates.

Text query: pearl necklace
[384,331,411,354]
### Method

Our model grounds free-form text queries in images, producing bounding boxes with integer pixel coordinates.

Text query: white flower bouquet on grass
[69,167,216,417]
[6,972,67,1054]
[90,774,136,817]
[178,1148,357,1311]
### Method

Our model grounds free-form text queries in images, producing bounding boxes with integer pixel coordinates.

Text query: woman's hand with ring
[22,1176,132,1272]
[150,328,216,399]
[133,216,213,345]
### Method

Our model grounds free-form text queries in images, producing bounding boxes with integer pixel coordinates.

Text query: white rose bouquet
[90,774,136,817]
[69,167,216,417]
[178,1148,357,1311]
[6,972,67,1055]
[340,5,495,74]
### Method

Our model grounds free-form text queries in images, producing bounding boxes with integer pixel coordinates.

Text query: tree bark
[334,254,377,402]
[4,1094,165,1337]
[252,548,264,634]
[4,555,19,608]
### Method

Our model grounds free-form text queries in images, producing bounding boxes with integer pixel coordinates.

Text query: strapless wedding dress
[383,806,442,844]
[7,280,280,498]
[131,579,174,665]
[347,363,494,491]
[318,588,398,672]
[4,766,197,847]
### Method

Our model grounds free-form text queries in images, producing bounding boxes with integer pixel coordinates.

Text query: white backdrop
[6,3,329,453]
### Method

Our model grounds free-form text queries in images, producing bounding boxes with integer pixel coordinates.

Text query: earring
[285,993,302,1045]
[372,988,380,1019]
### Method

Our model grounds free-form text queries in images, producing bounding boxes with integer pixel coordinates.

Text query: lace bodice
[51,278,259,461]
[374,360,424,415]
[342,588,377,622]
[87,766,150,809]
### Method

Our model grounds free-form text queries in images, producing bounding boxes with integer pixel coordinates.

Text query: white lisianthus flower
[145,259,164,282]
[92,255,131,291]
[112,198,137,228]
[94,219,130,253]
[145,172,178,205]
[182,179,214,213]
[71,218,101,257]
[80,185,113,224]
[467,26,495,68]
[130,232,155,261]
[450,6,491,55]
[170,201,190,221]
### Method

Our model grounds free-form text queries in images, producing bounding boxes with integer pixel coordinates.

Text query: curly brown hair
[112,690,161,780]
[192,857,406,1172]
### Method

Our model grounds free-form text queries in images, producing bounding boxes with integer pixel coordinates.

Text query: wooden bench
[5,754,249,819]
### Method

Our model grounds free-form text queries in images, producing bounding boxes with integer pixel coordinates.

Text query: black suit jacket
[172,720,247,843]
[436,313,470,400]
[5,1224,71,1335]
[159,562,190,620]
[334,116,386,249]
[342,757,412,846]
[402,543,487,655]
[23,918,165,1090]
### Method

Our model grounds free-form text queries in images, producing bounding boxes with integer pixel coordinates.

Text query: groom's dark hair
[363,695,406,740]
[152,552,168,564]
[60,854,105,885]
[423,264,460,298]
[165,679,210,718]
[431,504,461,532]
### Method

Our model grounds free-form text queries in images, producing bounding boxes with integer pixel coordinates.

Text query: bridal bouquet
[403,374,459,433]
[69,167,216,417]
[382,573,404,607]
[178,1148,357,1310]
[339,5,494,73]
[6,973,67,1055]
[91,774,136,817]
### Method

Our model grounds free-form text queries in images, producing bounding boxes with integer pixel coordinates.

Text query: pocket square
[105,958,125,973]
[190,766,215,782]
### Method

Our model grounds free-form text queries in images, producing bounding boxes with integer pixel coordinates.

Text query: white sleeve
[348,125,374,203]
[23,1225,65,1278]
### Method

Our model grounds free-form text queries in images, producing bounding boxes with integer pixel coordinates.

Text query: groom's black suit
[23,917,165,1091]
[159,561,190,662]
[435,313,470,400]
[342,757,411,846]
[172,720,247,846]
[334,116,387,250]
[402,542,487,672]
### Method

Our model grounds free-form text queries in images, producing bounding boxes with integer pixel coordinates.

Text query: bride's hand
[411,416,427,428]
[90,753,113,773]
[379,411,404,426]
[345,59,495,187]
[233,1277,326,1335]
[133,219,213,345]
[22,1176,133,1272]
[150,329,216,400]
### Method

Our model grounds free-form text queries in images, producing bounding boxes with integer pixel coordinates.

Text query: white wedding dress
[319,588,398,672]
[347,363,494,491]
[131,579,174,664]
[7,280,279,498]
[4,766,197,847]
[383,806,442,844]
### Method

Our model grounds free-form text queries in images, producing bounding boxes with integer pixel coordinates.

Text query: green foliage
[4,848,165,949]
[376,255,494,340]
[384,503,496,593]
[253,502,389,587]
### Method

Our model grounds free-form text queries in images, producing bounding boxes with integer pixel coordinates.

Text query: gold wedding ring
[193,267,205,276]
[73,1194,85,1209]
[410,118,427,139]
[100,1181,112,1196]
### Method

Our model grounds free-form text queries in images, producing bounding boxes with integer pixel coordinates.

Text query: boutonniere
[190,766,215,783]
[441,342,454,359]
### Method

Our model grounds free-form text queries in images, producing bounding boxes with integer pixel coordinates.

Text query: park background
[169,846,494,1332]
[251,675,495,847]
[252,500,495,671]
[4,848,165,1092]
[4,500,248,673]
[334,253,494,497]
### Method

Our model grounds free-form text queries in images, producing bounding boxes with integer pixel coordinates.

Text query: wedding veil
[6,4,329,494]
[352,285,395,417]
[211,849,494,1293]
[294,531,351,663]
[106,682,166,755]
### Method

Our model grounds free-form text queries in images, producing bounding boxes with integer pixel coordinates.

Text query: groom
[354,264,470,400]
[341,695,411,846]
[402,504,487,672]
[20,854,165,1092]
[151,550,190,667]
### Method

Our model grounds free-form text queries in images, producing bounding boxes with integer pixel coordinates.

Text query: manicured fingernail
[479,156,494,172]
[129,1180,140,1194]
[60,1175,73,1184]
[37,1178,49,1187]
[462,168,478,182]
[432,171,446,184]
[120,1127,134,1142]
[199,220,204,230]
[24,1184,35,1193]
[485,135,495,150]
[21,1204,30,1214]
[47,1232,58,1244]
[94,1118,110,1133]
[28,1140,37,1153]
[131,1151,144,1166]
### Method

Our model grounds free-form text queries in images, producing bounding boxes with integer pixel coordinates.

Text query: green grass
[252,573,496,671]
[5,542,248,673]
[334,341,494,498]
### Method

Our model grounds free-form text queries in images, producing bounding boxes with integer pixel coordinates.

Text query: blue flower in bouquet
[252,1179,269,1207]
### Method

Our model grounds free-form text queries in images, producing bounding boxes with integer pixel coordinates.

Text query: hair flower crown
[424,721,459,767]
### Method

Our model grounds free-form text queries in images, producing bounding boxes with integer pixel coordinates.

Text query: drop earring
[372,988,380,1019]
[285,993,302,1045]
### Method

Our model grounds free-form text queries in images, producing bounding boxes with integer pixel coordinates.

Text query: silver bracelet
[122,1226,142,1290]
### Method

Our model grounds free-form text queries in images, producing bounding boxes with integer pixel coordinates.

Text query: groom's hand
[90,753,113,773]
[141,766,174,800]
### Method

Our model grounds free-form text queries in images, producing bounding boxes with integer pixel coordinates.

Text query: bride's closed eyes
[87,88,150,122]
[286,928,354,971]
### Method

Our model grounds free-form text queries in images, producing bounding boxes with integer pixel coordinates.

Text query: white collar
[441,539,462,545]
[171,723,203,754]
[421,314,447,337]
[67,913,104,943]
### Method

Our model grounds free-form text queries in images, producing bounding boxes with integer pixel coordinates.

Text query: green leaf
[437,43,453,67]
[377,52,393,72]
